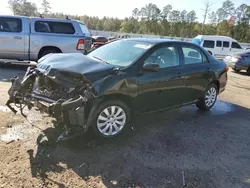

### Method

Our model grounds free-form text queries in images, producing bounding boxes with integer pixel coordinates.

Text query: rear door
[221,41,230,57]
[214,40,223,58]
[0,17,25,60]
[180,43,213,103]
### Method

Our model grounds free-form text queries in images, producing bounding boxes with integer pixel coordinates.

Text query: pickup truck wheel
[91,100,131,138]
[39,48,60,59]
[196,83,218,111]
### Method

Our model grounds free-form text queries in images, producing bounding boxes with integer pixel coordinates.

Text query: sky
[0,0,249,23]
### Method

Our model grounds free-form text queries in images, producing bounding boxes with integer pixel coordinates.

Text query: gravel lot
[0,65,250,188]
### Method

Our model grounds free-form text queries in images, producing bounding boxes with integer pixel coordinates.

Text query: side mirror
[142,63,160,72]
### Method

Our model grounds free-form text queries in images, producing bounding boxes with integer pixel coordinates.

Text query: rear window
[0,17,22,32]
[79,23,91,36]
[35,21,75,34]
[203,40,215,48]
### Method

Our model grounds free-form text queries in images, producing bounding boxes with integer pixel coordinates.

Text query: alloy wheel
[97,105,126,136]
[205,87,217,107]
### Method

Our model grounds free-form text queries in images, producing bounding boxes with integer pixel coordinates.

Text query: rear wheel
[247,67,250,75]
[196,83,218,111]
[38,48,61,60]
[91,100,131,138]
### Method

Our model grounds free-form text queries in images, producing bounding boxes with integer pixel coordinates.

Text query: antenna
[65,15,70,20]
[39,14,44,18]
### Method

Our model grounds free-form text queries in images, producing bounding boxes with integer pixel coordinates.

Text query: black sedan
[7,38,228,141]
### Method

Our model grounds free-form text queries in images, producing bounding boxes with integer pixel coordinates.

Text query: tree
[41,0,51,15]
[132,8,139,19]
[180,10,187,36]
[186,10,197,37]
[139,3,161,34]
[208,11,217,25]
[221,0,235,20]
[162,4,172,20]
[169,10,181,36]
[201,0,213,33]
[8,0,38,16]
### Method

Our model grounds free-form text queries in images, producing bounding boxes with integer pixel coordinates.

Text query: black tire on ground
[247,67,250,76]
[232,67,240,72]
[39,48,60,59]
[196,83,218,111]
[90,100,131,138]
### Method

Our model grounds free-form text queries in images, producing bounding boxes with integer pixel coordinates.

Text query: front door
[180,43,213,103]
[137,44,186,114]
[0,17,25,60]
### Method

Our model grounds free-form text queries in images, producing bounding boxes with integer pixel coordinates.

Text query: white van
[192,35,242,58]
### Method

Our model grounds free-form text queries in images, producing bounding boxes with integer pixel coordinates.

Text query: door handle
[14,36,22,39]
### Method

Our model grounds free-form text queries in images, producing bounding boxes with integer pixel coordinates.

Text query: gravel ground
[0,65,250,188]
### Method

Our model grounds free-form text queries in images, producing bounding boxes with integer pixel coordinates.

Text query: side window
[0,17,22,33]
[35,21,75,34]
[223,41,229,48]
[182,46,207,65]
[216,41,222,47]
[231,42,242,49]
[144,46,179,69]
[203,40,215,48]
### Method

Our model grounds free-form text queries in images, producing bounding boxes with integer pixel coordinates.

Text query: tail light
[76,39,84,50]
[225,65,229,72]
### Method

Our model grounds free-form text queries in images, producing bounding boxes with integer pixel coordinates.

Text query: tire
[196,83,218,111]
[90,100,131,138]
[247,67,250,76]
[39,48,60,59]
[232,67,240,73]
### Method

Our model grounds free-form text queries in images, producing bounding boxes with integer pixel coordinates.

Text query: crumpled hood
[37,53,115,75]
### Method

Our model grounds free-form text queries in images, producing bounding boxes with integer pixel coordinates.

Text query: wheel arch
[209,79,220,91]
[38,46,62,59]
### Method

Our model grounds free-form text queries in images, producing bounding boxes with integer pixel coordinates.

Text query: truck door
[0,17,25,60]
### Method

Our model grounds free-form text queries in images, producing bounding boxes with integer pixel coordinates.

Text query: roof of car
[122,38,191,44]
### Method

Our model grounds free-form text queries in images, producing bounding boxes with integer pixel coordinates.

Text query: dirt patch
[1,69,250,188]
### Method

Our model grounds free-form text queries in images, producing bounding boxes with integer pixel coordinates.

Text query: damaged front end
[6,65,96,141]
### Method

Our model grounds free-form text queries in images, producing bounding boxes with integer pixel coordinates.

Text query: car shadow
[26,100,250,188]
[231,70,249,77]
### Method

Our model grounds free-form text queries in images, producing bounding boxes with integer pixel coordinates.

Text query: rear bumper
[224,59,249,70]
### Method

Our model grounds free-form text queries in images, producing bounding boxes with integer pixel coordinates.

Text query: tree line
[7,0,250,42]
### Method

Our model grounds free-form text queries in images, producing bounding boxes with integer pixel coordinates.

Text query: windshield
[87,40,152,67]
[79,22,91,36]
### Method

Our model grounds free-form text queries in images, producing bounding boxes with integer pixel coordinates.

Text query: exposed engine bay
[6,64,97,141]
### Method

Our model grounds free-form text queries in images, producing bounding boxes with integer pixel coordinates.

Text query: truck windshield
[79,22,91,36]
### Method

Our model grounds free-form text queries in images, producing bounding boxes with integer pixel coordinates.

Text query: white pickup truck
[0,15,92,62]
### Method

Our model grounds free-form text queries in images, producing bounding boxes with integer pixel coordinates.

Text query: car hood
[36,53,118,83]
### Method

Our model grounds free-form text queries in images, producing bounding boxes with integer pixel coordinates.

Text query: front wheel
[196,83,218,111]
[91,100,131,138]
